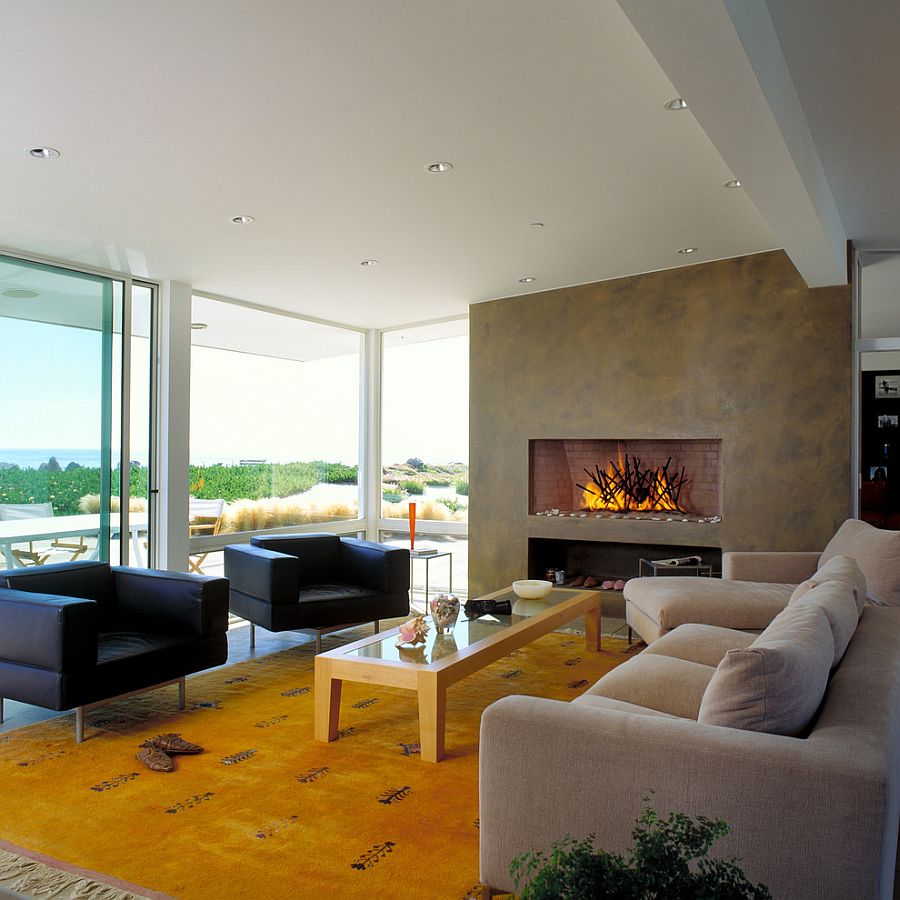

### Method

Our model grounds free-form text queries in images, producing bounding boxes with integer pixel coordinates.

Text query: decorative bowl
[512,579,553,599]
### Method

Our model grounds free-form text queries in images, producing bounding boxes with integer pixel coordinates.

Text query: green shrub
[382,491,404,503]
[399,480,424,495]
[455,478,468,495]
[511,804,771,900]
[437,497,467,513]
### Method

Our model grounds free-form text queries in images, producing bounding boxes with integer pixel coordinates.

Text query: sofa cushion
[698,603,834,736]
[572,694,679,718]
[789,580,860,668]
[582,653,715,720]
[791,554,867,616]
[819,519,900,606]
[624,577,792,632]
[643,623,756,667]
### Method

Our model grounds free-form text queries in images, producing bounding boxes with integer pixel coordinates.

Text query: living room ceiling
[0,1,861,330]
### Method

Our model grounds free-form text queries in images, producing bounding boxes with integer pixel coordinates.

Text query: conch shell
[396,614,429,647]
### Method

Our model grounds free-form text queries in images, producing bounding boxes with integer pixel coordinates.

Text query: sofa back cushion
[698,603,834,736]
[790,554,867,616]
[789,579,860,668]
[819,519,900,606]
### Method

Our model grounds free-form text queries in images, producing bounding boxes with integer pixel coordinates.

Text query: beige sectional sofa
[625,518,900,643]
[479,554,900,899]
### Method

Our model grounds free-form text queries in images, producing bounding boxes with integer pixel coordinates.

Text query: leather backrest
[0,561,117,625]
[250,533,340,586]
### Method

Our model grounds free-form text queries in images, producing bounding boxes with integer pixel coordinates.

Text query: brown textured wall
[469,250,851,597]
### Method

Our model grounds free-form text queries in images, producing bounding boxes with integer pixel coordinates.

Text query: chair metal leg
[178,677,185,710]
[249,622,256,650]
[374,619,380,634]
[0,697,4,724]
[627,626,633,646]
[76,707,84,743]
[316,632,322,654]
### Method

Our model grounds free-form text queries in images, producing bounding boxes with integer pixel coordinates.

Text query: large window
[0,255,153,568]
[380,319,469,603]
[188,296,362,556]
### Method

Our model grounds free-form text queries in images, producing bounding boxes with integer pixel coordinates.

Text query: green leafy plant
[455,478,468,495]
[399,479,424,495]
[510,804,771,900]
[437,496,467,513]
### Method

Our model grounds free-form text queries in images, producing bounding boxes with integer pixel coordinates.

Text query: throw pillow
[788,554,867,616]
[698,604,833,736]
[789,579,859,667]
[819,519,900,606]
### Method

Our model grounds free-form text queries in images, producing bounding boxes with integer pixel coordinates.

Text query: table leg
[417,670,446,763]
[314,660,342,742]
[584,600,601,652]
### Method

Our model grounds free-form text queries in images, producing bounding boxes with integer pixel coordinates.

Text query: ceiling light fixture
[1,289,40,298]
[724,179,743,188]
[426,161,453,173]
[518,276,536,283]
[677,247,697,254]
[231,215,255,225]
[27,147,60,159]
[664,98,688,111]
[190,322,208,330]
[360,259,379,267]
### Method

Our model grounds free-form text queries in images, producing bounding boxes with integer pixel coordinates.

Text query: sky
[1,318,469,468]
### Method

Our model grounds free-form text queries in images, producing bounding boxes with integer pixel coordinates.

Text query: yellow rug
[0,631,631,900]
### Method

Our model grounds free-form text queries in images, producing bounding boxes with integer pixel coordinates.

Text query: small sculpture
[396,614,429,647]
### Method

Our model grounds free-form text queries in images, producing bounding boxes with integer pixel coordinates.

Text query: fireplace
[529,438,722,523]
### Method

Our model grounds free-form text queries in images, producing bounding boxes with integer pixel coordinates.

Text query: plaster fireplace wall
[468,250,852,598]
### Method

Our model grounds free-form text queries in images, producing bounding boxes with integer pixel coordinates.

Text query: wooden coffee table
[314,585,601,762]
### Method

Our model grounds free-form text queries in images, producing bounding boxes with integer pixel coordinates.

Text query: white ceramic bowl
[512,579,553,599]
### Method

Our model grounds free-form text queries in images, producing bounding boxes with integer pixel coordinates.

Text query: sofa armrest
[479,695,888,898]
[112,567,229,637]
[0,588,98,670]
[722,551,820,583]
[339,538,410,594]
[223,545,299,606]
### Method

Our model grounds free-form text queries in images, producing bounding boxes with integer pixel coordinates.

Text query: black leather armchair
[224,533,410,651]
[0,560,229,741]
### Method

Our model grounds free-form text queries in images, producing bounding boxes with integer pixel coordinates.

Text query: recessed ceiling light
[231,215,255,225]
[426,161,453,173]
[724,179,743,188]
[1,289,40,298]
[528,222,545,229]
[518,276,536,283]
[677,247,697,254]
[190,322,208,330]
[27,147,60,159]
[664,98,688,111]
[360,259,379,267]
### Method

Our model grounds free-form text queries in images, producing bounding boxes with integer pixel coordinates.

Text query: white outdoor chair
[188,498,225,574]
[0,502,89,566]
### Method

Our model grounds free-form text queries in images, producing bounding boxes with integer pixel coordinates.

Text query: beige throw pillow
[819,519,900,607]
[789,579,859,667]
[698,604,833,736]
[789,554,867,616]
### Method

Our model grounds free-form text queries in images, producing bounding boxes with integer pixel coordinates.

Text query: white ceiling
[0,0,782,329]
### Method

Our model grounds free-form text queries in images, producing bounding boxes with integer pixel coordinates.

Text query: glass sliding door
[0,255,116,567]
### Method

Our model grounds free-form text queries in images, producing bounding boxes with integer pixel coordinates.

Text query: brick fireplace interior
[529,438,722,520]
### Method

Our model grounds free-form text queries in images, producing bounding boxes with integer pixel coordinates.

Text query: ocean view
[0,448,102,470]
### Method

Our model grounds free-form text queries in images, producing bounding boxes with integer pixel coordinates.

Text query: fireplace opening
[529,438,722,523]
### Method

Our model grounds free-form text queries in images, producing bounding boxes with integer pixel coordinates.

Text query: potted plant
[510,803,771,899]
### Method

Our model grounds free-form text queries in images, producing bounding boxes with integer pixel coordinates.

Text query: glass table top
[346,588,584,665]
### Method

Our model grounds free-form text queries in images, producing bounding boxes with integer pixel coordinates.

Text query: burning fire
[578,451,688,514]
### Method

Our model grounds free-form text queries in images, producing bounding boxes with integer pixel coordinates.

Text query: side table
[409,549,452,609]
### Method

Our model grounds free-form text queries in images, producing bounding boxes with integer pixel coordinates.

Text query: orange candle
[409,502,416,550]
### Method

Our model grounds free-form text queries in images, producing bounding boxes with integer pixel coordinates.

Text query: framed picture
[875,375,900,398]
[878,414,899,428]
[870,466,888,481]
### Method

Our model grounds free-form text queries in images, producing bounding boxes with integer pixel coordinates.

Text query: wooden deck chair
[0,502,89,566]
[188,498,225,574]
